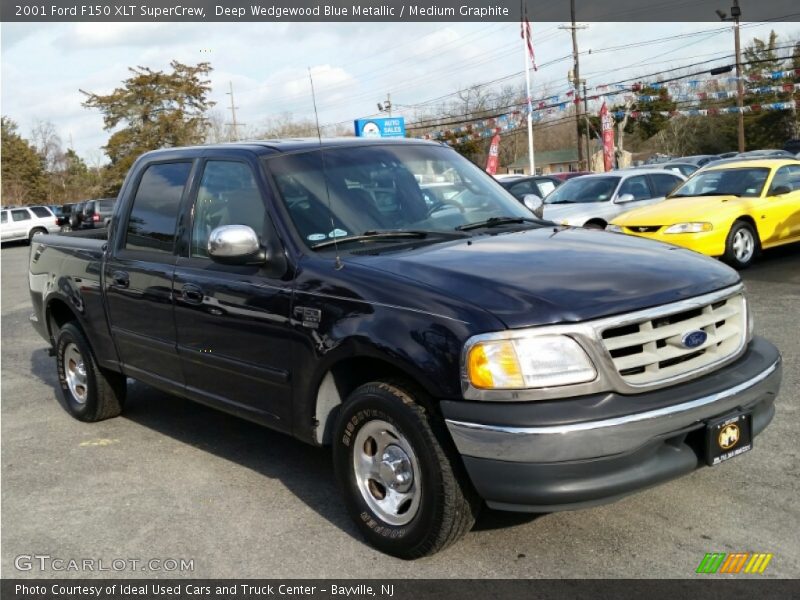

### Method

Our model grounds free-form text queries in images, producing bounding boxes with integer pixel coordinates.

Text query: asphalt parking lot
[1,241,798,578]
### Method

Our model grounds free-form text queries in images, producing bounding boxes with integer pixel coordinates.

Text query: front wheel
[723,221,758,269]
[333,381,479,558]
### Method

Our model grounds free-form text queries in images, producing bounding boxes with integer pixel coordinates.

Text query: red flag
[520,5,537,71]
[600,102,615,172]
[485,134,502,175]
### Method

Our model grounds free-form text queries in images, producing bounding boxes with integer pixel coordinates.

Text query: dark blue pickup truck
[28,138,781,558]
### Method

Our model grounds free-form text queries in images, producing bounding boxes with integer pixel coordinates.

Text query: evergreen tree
[1,117,48,205]
[82,61,215,193]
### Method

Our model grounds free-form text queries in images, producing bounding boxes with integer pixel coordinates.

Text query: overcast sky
[1,20,797,162]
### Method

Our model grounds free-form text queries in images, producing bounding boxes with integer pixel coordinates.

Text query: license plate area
[705,412,752,466]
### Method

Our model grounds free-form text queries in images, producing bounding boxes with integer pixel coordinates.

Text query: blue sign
[354,117,405,138]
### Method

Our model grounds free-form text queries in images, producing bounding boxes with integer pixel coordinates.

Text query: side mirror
[616,193,635,203]
[770,185,792,196]
[522,194,544,218]
[208,225,266,265]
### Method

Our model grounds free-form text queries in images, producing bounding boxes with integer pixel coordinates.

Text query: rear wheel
[55,323,126,422]
[28,227,47,242]
[723,221,758,269]
[333,381,480,558]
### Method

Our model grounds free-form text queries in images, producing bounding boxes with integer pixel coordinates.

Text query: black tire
[333,381,480,558]
[722,221,759,269]
[28,227,47,242]
[583,221,607,230]
[55,322,126,422]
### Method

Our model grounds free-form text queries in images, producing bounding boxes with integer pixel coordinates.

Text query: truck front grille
[600,293,746,386]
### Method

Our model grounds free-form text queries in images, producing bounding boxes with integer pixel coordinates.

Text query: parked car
[609,158,800,268]
[539,169,685,228]
[737,149,796,159]
[550,171,591,182]
[79,198,117,228]
[55,203,76,229]
[29,139,781,558]
[675,155,721,167]
[657,162,700,177]
[497,175,561,202]
[1,205,60,243]
[69,201,86,229]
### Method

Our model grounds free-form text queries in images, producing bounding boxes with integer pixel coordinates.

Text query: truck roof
[138,137,442,159]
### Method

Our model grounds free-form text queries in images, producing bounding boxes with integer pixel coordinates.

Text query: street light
[717,0,745,152]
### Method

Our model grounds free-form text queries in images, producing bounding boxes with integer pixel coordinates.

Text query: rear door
[9,208,32,239]
[104,160,194,392]
[172,157,295,430]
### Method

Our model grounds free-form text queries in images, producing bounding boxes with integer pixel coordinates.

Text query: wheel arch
[584,218,608,229]
[311,354,442,446]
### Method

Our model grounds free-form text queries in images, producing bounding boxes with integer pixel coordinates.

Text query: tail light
[93,214,100,222]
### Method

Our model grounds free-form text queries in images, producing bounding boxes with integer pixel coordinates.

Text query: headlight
[465,334,597,389]
[664,222,713,234]
[606,224,623,233]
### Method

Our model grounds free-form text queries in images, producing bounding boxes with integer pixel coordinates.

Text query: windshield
[544,176,620,204]
[670,167,769,198]
[263,144,534,249]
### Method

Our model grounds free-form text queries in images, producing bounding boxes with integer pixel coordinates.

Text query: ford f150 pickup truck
[29,139,782,558]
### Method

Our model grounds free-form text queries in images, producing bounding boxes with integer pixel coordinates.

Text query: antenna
[308,67,343,270]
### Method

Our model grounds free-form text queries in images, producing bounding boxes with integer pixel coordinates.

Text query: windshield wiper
[456,216,541,231]
[311,229,466,250]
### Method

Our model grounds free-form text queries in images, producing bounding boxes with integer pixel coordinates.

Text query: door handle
[111,270,129,288]
[181,284,204,305]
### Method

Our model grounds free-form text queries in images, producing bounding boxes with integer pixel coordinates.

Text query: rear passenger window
[125,162,192,254]
[12,209,31,222]
[30,206,52,218]
[1,212,7,224]
[650,174,682,197]
[617,176,653,201]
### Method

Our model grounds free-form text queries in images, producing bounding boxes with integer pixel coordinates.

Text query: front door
[173,158,294,431]
[759,164,800,244]
[104,160,194,391]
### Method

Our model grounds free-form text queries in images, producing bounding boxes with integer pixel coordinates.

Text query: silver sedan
[540,169,686,229]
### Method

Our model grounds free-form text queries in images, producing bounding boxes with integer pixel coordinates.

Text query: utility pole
[582,81,592,170]
[717,1,745,152]
[226,81,241,141]
[377,94,393,117]
[561,1,588,170]
[733,3,745,152]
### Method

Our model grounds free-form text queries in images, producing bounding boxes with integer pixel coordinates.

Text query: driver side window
[770,165,800,194]
[191,161,265,258]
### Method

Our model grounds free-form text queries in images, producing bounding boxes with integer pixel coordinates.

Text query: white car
[540,169,686,229]
[1,206,60,243]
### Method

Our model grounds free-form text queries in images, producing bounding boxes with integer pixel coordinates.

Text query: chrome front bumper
[446,349,781,464]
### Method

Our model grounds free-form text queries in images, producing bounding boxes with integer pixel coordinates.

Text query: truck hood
[611,195,740,226]
[351,227,739,328]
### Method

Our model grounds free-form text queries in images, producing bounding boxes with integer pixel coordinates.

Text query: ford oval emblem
[681,330,708,349]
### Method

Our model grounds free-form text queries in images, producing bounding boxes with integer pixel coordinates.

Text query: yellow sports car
[609,159,800,268]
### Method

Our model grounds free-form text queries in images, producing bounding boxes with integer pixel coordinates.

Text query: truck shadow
[28,350,538,543]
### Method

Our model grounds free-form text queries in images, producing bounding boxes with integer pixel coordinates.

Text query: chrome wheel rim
[353,419,421,526]
[732,228,754,263]
[64,343,88,403]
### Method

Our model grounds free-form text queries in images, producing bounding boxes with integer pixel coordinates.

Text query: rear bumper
[443,337,781,511]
